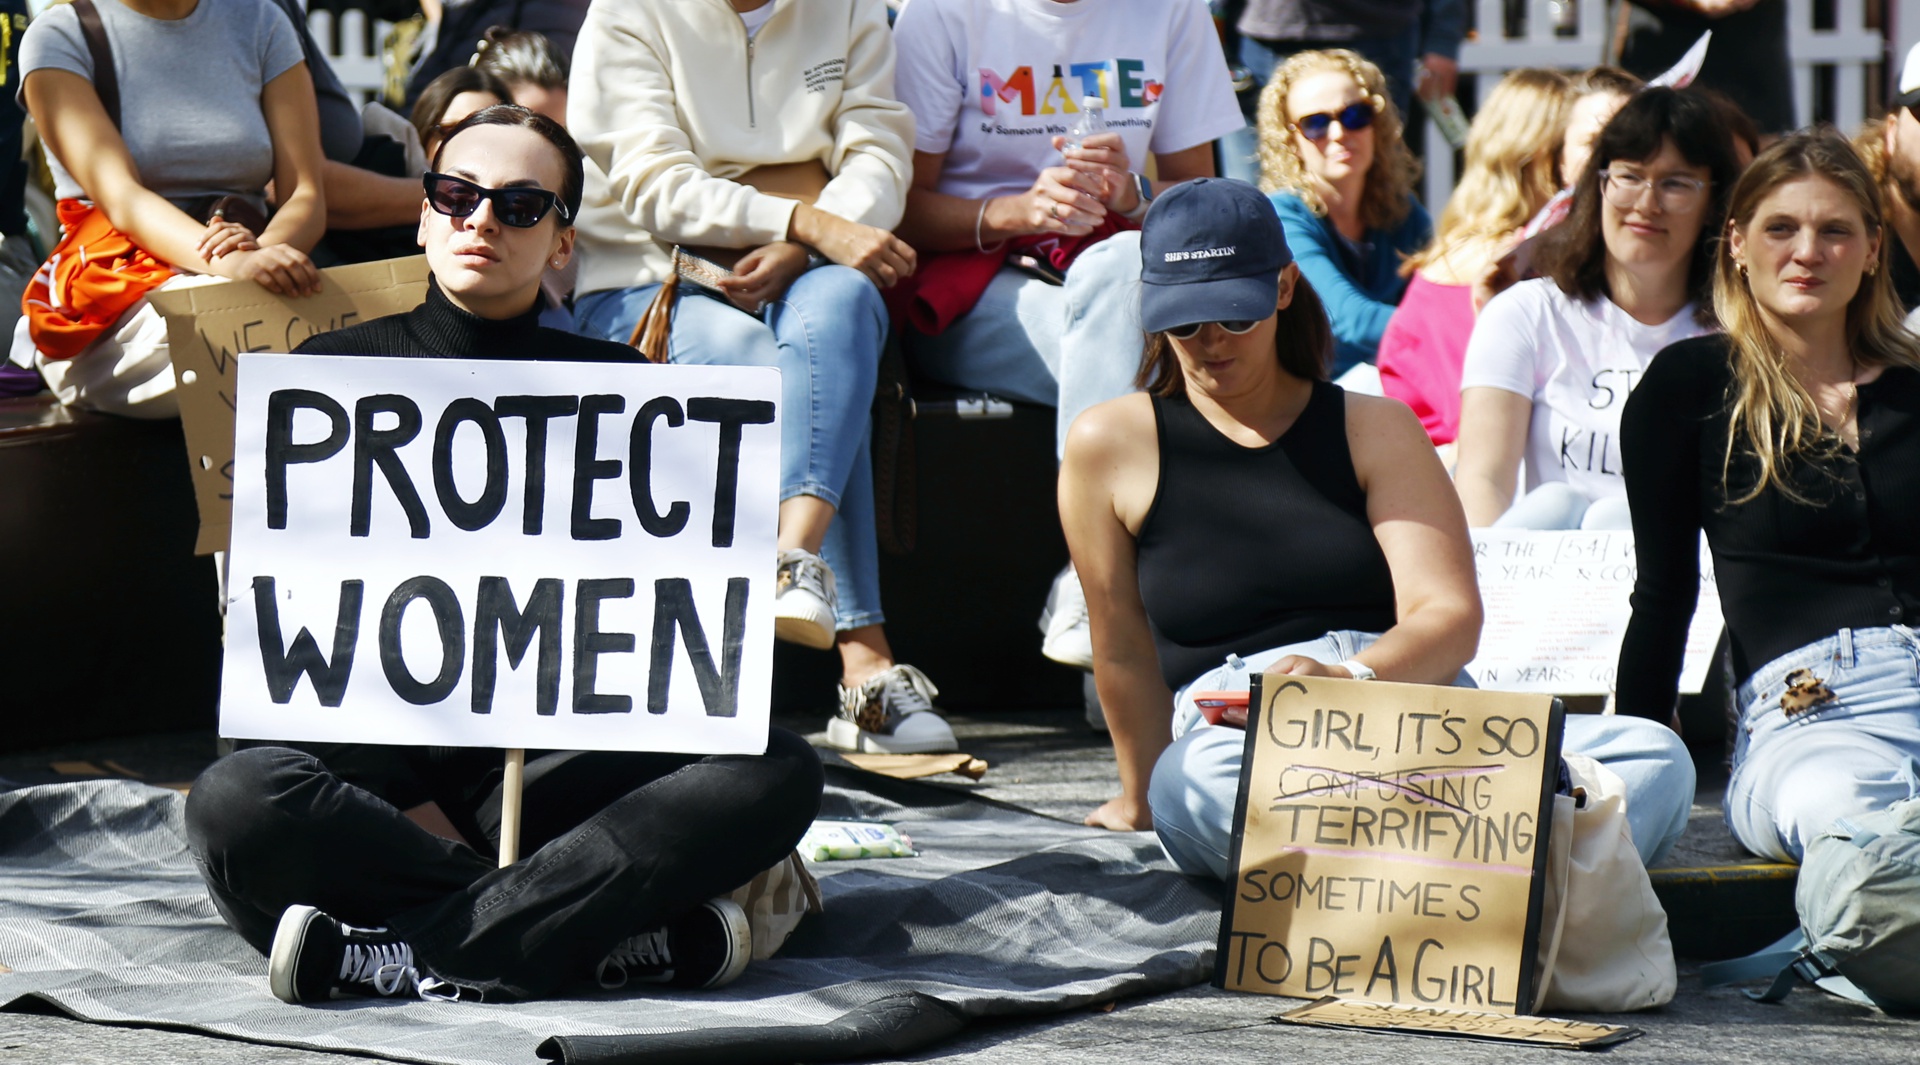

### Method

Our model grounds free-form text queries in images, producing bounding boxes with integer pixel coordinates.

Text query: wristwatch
[1338,659,1377,682]
[1122,172,1153,221]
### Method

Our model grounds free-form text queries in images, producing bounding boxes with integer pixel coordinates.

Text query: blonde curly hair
[1256,49,1421,232]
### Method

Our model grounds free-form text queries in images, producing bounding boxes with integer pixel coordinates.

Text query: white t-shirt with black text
[892,0,1243,201]
[1460,277,1716,502]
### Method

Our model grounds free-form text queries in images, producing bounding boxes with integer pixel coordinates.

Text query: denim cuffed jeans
[1147,631,1697,880]
[1727,626,1920,862]
[906,231,1148,460]
[184,732,822,1000]
[574,265,886,630]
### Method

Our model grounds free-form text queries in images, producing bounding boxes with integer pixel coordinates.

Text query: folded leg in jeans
[184,729,823,1000]
[1146,632,1697,879]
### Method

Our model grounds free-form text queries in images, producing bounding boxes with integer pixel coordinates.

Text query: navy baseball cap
[1138,178,1292,335]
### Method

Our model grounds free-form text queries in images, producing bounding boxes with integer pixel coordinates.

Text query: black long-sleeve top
[294,276,641,365]
[1616,334,1920,719]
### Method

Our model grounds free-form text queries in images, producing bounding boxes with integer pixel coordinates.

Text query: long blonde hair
[1407,68,1572,273]
[1714,128,1920,503]
[1256,49,1420,232]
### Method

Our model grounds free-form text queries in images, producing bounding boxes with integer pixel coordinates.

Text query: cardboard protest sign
[221,353,779,755]
[1467,530,1723,696]
[1277,997,1642,1049]
[153,256,431,555]
[1218,676,1561,1014]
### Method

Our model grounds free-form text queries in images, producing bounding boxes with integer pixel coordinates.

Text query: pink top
[1377,275,1476,445]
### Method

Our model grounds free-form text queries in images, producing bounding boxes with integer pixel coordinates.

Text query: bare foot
[1084,795,1152,831]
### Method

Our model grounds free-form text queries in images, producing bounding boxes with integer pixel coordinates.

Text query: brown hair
[433,104,586,221]
[1408,68,1573,273]
[1533,87,1741,324]
[1713,127,1920,502]
[471,27,568,93]
[1134,274,1334,397]
[411,66,513,145]
[1255,49,1421,233]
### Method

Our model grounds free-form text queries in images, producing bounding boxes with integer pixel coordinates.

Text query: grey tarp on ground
[0,766,1221,1065]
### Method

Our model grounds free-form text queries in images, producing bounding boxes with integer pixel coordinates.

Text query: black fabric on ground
[0,764,1220,1065]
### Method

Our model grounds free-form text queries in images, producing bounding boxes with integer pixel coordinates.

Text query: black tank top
[1135,382,1398,690]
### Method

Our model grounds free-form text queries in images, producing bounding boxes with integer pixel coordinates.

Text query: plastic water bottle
[1065,95,1106,151]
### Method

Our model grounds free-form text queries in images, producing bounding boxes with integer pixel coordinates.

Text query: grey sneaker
[773,548,837,650]
[827,664,958,754]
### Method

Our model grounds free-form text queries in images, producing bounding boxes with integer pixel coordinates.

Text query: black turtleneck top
[294,278,641,365]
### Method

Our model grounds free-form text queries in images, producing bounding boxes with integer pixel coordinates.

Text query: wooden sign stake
[499,748,525,868]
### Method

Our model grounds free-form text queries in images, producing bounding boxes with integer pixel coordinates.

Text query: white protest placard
[221,354,779,755]
[1466,530,1723,696]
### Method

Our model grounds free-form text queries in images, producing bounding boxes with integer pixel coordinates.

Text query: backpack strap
[1700,929,1807,1002]
[70,0,119,130]
[1699,929,1882,1007]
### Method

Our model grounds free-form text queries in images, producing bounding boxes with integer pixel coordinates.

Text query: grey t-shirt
[20,0,304,209]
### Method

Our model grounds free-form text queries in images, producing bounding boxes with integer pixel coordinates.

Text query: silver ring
[1053,204,1065,220]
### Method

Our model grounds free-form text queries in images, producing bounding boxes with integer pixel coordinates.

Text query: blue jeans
[1494,482,1634,531]
[907,232,1147,460]
[1147,631,1696,879]
[575,266,885,629]
[1727,627,1920,862]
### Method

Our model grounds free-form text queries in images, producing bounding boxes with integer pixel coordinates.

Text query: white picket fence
[310,7,396,107]
[1423,0,1893,211]
[307,2,1905,213]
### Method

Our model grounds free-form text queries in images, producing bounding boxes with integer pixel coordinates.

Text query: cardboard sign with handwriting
[1218,676,1562,1014]
[1277,997,1641,1049]
[152,256,431,555]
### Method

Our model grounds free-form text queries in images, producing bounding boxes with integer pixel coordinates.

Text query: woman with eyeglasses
[1059,178,1482,856]
[1619,130,1920,862]
[1256,49,1429,382]
[186,106,827,1007]
[567,0,956,756]
[1453,87,1741,530]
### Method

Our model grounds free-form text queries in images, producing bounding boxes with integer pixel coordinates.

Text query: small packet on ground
[801,820,917,861]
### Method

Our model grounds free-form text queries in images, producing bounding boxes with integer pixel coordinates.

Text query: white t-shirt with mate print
[1460,277,1716,503]
[893,0,1243,201]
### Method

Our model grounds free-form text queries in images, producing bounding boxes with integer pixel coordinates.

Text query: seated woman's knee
[184,746,325,857]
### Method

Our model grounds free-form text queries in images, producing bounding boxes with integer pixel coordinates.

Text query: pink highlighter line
[1267,845,1532,876]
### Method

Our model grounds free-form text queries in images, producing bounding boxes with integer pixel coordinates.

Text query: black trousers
[183,729,823,1000]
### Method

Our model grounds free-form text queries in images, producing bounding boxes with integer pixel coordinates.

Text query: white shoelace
[340,939,420,997]
[778,551,833,600]
[597,930,671,989]
[874,664,940,723]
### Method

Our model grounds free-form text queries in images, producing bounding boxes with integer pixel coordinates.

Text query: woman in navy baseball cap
[1064,177,1694,883]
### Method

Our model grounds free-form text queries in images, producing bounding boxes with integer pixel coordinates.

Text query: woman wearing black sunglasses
[188,106,827,1007]
[1256,49,1429,382]
[1058,178,1481,855]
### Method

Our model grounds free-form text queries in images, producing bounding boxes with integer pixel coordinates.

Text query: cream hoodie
[570,0,915,298]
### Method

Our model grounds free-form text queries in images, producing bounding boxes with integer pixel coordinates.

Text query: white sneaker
[827,664,958,754]
[1038,564,1093,670]
[773,548,837,650]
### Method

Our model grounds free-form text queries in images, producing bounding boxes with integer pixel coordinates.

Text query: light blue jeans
[1727,626,1920,862]
[906,231,1147,459]
[1147,631,1697,880]
[574,266,884,629]
[1494,482,1634,531]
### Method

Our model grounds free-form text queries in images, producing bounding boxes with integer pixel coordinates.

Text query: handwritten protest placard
[1219,676,1561,1014]
[220,353,779,755]
[1277,997,1642,1048]
[1467,530,1723,695]
[153,257,430,555]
